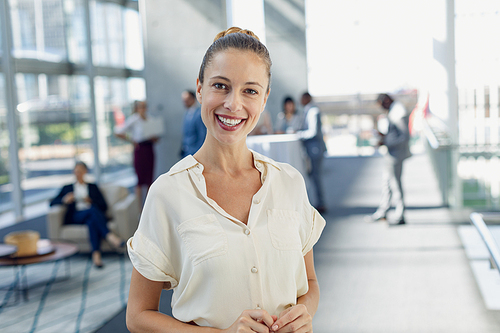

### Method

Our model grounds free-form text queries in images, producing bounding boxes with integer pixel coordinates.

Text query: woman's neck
[194,139,254,175]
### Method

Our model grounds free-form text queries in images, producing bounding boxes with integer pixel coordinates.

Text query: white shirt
[114,113,162,143]
[298,103,320,140]
[74,182,91,211]
[127,150,325,329]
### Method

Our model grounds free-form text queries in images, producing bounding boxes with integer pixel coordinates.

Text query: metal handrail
[470,212,500,272]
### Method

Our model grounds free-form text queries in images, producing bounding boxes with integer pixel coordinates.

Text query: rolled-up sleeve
[127,231,178,289]
[302,208,326,256]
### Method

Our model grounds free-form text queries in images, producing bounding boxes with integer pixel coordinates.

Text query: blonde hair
[198,27,272,92]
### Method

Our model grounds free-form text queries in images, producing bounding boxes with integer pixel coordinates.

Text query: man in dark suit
[50,161,123,267]
[180,90,207,158]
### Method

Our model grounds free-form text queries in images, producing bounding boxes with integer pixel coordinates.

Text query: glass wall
[0,0,144,220]
[455,0,500,209]
[10,0,67,61]
[16,73,93,203]
[0,75,12,213]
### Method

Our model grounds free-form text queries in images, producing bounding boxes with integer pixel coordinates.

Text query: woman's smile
[216,114,245,131]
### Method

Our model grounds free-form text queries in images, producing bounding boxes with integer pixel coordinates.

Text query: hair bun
[213,27,260,42]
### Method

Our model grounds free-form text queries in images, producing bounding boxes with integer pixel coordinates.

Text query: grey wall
[264,0,308,129]
[140,0,307,176]
[140,0,226,175]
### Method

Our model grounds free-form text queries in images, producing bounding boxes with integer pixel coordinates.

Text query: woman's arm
[271,249,319,332]
[127,268,218,333]
[50,185,71,206]
[297,249,320,316]
[127,268,277,333]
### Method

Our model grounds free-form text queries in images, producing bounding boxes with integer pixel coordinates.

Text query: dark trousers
[303,139,325,208]
[72,206,109,252]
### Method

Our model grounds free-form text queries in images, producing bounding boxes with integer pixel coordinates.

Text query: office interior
[0,0,499,332]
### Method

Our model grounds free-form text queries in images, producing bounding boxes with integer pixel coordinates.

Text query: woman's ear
[196,78,203,104]
[261,88,271,113]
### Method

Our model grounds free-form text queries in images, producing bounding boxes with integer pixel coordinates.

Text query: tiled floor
[312,153,500,333]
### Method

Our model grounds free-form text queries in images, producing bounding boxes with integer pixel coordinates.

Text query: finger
[272,307,303,332]
[248,310,275,329]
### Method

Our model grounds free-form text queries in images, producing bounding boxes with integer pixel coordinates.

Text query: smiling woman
[125,27,325,333]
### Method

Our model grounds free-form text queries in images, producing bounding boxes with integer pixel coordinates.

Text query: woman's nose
[224,91,242,113]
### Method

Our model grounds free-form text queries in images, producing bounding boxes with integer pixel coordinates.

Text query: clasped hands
[62,192,92,205]
[223,304,312,333]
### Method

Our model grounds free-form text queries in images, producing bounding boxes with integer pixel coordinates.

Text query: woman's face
[284,101,295,115]
[136,101,147,117]
[74,164,87,182]
[197,49,269,146]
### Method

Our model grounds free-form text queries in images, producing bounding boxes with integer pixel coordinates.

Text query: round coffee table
[0,240,79,306]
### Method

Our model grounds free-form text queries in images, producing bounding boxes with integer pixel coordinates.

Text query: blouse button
[244,229,251,235]
[256,305,261,309]
[253,198,260,204]
[251,267,258,273]
[255,162,262,168]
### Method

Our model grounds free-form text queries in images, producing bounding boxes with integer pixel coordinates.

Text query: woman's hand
[62,192,75,204]
[222,309,277,333]
[271,304,312,333]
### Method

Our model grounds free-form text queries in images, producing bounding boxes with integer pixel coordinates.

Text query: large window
[10,0,67,61]
[16,74,92,203]
[0,75,12,213]
[0,0,144,221]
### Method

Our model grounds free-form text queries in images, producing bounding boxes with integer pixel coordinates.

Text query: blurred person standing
[180,90,206,158]
[297,92,327,213]
[115,100,161,207]
[275,96,301,134]
[369,93,411,225]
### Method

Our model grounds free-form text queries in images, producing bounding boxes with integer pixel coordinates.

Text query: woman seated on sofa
[50,161,124,268]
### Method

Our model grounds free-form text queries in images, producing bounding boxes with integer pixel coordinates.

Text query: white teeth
[218,115,243,126]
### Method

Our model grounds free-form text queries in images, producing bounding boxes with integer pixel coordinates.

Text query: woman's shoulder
[252,151,304,182]
[150,156,198,188]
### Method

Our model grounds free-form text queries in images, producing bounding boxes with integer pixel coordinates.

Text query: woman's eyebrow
[245,81,264,88]
[210,75,230,81]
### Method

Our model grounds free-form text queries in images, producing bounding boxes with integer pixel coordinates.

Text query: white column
[226,0,266,44]
[83,0,101,181]
[0,0,23,220]
[489,85,499,146]
[423,0,460,207]
[476,87,485,146]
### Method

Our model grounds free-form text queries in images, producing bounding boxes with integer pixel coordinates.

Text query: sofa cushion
[100,185,128,207]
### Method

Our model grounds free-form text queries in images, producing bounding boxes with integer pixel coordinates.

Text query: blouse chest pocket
[176,214,228,266]
[267,209,302,251]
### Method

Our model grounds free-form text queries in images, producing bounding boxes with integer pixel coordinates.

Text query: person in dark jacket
[180,90,207,158]
[50,161,123,267]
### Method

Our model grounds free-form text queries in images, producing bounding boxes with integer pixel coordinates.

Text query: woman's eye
[214,83,227,90]
[245,89,258,95]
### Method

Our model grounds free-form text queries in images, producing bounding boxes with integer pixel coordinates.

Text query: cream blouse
[127,150,325,329]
